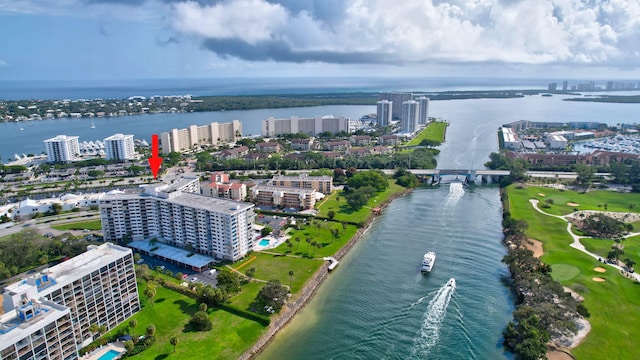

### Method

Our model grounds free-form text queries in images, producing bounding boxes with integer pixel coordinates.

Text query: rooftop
[0,300,70,345]
[128,240,214,269]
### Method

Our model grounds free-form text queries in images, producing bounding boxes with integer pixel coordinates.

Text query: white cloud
[168,0,640,68]
[172,0,289,44]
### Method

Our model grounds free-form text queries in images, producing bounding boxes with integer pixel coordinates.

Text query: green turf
[266,222,359,258]
[52,219,102,231]
[405,121,447,146]
[550,264,581,281]
[103,282,266,359]
[507,185,640,360]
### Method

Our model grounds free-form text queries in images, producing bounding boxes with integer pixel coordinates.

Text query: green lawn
[582,235,640,267]
[231,252,324,294]
[405,121,447,146]
[266,222,359,258]
[507,185,640,360]
[316,180,405,224]
[52,219,102,231]
[104,283,266,359]
[510,185,640,216]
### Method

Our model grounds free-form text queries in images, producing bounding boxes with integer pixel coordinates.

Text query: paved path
[529,199,640,282]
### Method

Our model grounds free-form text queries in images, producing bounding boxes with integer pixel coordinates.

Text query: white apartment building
[416,96,430,125]
[44,135,80,163]
[262,116,350,137]
[376,100,392,127]
[0,299,76,360]
[501,127,521,150]
[401,100,419,134]
[2,243,140,355]
[160,120,242,154]
[269,174,333,194]
[547,134,568,149]
[99,184,256,262]
[104,133,135,161]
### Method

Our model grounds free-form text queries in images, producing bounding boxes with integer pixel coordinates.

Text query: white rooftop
[0,300,70,346]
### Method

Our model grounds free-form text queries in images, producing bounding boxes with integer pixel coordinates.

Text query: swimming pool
[98,349,122,360]
[258,239,270,246]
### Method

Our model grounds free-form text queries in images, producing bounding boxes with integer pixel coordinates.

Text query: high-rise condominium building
[376,100,392,127]
[378,92,413,119]
[416,96,430,125]
[562,81,568,91]
[261,116,350,137]
[104,133,135,161]
[160,120,242,154]
[1,243,139,358]
[99,180,256,262]
[44,135,80,163]
[401,100,419,134]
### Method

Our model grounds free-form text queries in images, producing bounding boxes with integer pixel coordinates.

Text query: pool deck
[253,235,288,251]
[83,342,126,360]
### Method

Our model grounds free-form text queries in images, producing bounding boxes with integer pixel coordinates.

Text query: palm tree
[311,241,318,256]
[288,270,294,292]
[170,336,179,353]
[294,236,301,251]
[199,303,208,312]
[144,287,157,307]
[629,203,636,213]
[146,324,156,337]
[305,237,312,255]
[129,319,137,333]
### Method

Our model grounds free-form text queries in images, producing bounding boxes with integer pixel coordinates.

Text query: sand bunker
[567,202,580,207]
[593,267,606,273]
[538,192,546,197]
[592,277,606,282]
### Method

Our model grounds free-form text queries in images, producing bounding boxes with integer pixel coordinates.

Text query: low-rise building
[290,138,313,151]
[379,134,400,146]
[201,172,247,201]
[256,142,282,153]
[324,141,351,152]
[501,127,521,150]
[251,185,317,210]
[219,146,249,160]
[546,134,568,149]
[350,135,371,146]
[269,174,333,194]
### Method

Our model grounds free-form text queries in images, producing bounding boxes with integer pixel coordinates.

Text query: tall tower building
[401,100,419,134]
[44,135,80,163]
[104,133,135,161]
[562,81,568,91]
[416,96,430,125]
[378,92,412,119]
[376,100,392,127]
[548,82,557,91]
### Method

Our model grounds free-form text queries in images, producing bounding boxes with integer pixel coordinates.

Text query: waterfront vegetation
[405,121,448,146]
[506,185,640,360]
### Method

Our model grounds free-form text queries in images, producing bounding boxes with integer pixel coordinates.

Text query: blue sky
[1,0,639,81]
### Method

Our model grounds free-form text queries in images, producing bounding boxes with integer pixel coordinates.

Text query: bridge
[381,169,510,184]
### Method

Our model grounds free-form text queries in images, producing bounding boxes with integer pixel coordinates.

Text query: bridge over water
[381,169,510,184]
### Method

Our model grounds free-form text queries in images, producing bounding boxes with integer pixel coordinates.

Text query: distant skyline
[1,0,639,81]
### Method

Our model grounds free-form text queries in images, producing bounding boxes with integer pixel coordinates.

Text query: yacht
[421,251,436,273]
[90,119,96,129]
[446,278,456,288]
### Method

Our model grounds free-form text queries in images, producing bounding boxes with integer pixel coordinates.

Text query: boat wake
[445,182,465,206]
[409,278,456,358]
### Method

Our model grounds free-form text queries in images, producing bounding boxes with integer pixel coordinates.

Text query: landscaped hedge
[219,303,271,326]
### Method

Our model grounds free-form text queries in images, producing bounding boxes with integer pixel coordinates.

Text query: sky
[0,0,639,81]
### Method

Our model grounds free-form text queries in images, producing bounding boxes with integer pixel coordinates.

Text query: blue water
[98,349,121,360]
[259,239,270,246]
[0,77,547,100]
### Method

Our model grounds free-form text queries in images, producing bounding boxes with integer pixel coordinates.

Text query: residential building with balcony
[376,100,392,127]
[104,133,135,161]
[268,174,333,194]
[251,185,317,210]
[99,184,256,262]
[2,243,139,354]
[201,172,247,201]
[160,121,242,154]
[44,135,80,163]
[262,116,349,137]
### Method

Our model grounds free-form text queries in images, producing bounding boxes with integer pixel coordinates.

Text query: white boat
[421,251,436,273]
[446,278,456,288]
[90,119,96,129]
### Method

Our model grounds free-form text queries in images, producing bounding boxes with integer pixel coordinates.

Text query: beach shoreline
[239,187,412,360]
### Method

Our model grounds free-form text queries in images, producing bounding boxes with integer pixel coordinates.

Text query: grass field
[104,282,266,359]
[266,222,359,258]
[405,121,447,146]
[507,185,640,360]
[52,219,102,231]
[316,180,405,224]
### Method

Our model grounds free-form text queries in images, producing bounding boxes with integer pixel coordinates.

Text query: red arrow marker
[148,134,163,179]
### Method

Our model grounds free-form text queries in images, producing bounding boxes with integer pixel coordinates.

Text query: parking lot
[138,253,218,287]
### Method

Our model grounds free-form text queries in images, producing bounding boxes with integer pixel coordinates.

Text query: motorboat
[421,252,436,273]
[446,278,456,287]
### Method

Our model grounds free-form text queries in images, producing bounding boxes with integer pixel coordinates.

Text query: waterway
[256,95,638,360]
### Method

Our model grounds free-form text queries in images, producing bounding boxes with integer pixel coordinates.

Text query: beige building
[201,172,247,201]
[269,174,333,194]
[251,185,317,210]
[160,120,242,154]
[262,116,349,137]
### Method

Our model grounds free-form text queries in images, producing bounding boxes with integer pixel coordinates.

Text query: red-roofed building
[201,172,247,200]
[256,142,282,153]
